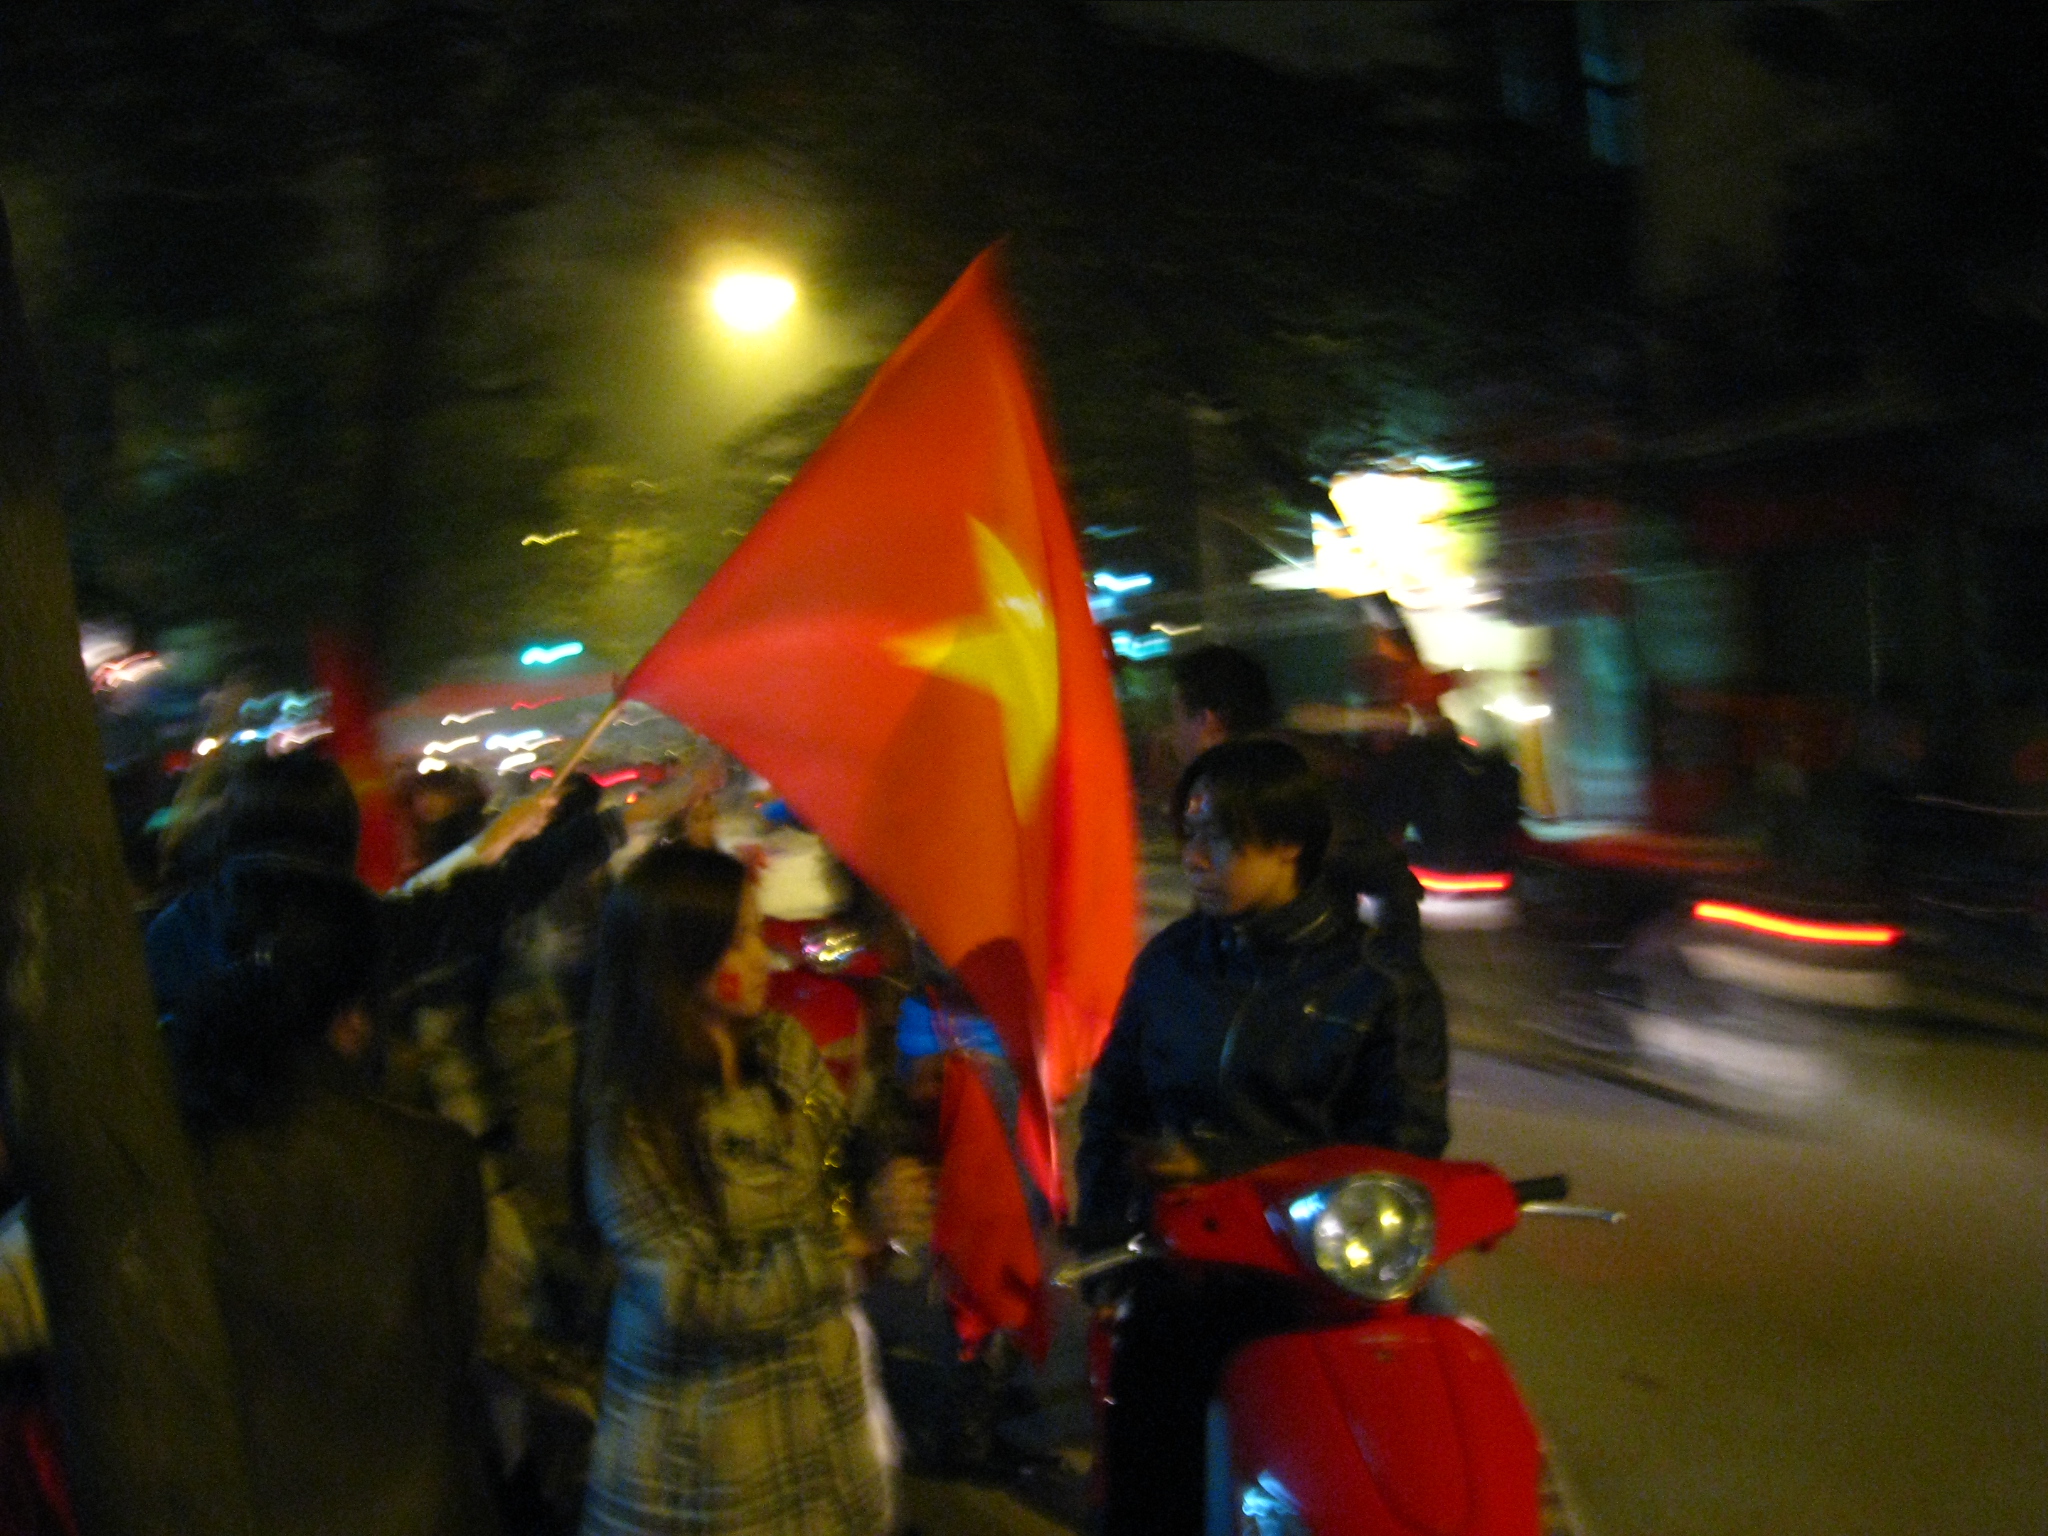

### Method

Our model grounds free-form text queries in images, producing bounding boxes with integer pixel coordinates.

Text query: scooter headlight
[1287,1173,1436,1301]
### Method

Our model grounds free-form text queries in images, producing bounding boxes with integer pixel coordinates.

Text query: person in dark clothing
[148,854,499,1536]
[152,751,624,1149]
[1167,644,1276,764]
[1074,737,1450,1536]
[208,748,363,870]
[1167,642,1427,962]
[1077,737,1449,1233]
[402,763,492,869]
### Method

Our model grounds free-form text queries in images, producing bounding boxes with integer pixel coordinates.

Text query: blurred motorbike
[1059,1146,1619,1536]
[1408,738,1526,931]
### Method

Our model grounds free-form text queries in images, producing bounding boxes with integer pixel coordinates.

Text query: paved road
[1434,923,2048,1536]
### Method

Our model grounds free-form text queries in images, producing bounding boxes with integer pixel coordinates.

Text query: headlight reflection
[1287,1173,1436,1301]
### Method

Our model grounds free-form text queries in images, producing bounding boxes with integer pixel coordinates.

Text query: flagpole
[553,693,626,783]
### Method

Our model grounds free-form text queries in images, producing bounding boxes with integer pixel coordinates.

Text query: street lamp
[708,271,797,333]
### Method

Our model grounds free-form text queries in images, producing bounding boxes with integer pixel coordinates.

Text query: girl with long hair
[578,842,890,1536]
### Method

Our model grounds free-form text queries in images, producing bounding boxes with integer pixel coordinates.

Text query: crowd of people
[3,738,960,1535]
[1,632,1482,1536]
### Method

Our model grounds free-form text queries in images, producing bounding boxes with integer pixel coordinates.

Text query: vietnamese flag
[620,248,1135,1208]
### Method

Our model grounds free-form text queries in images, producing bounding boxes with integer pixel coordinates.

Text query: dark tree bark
[0,199,257,1534]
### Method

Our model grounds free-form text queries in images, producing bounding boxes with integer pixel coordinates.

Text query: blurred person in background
[147,853,500,1536]
[151,750,622,1148]
[402,763,493,875]
[1167,642,1276,764]
[145,751,628,1497]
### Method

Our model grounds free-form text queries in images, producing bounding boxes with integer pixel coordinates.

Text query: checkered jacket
[580,1014,887,1536]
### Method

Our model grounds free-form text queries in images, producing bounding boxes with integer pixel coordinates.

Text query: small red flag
[932,1053,1047,1361]
[311,632,403,892]
[620,248,1135,1209]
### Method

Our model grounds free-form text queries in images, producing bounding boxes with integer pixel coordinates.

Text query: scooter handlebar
[1052,1236,1161,1290]
[1510,1174,1570,1205]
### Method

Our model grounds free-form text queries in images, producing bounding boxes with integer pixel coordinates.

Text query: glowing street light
[709,271,797,333]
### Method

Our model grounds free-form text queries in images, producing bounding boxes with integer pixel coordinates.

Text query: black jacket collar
[1206,884,1353,962]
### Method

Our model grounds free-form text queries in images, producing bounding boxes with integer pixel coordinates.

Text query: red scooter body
[1082,1146,1563,1536]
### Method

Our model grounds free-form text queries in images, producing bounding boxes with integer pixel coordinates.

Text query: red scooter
[1058,1146,1620,1535]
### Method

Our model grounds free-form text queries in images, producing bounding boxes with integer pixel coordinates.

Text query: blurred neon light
[511,697,565,711]
[1485,697,1551,724]
[194,737,220,757]
[268,722,333,751]
[520,641,585,666]
[1692,901,1900,947]
[92,651,167,691]
[498,752,538,774]
[441,709,496,725]
[1110,630,1172,661]
[528,767,556,782]
[485,730,549,752]
[418,756,450,773]
[80,625,132,672]
[591,769,641,788]
[422,735,478,755]
[521,529,581,547]
[1414,868,1513,894]
[1092,571,1154,594]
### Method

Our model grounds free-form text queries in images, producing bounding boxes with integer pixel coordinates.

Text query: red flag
[311,632,403,892]
[932,1053,1047,1361]
[620,248,1135,1208]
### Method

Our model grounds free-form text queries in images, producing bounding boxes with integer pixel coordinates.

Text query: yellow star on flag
[888,519,1062,819]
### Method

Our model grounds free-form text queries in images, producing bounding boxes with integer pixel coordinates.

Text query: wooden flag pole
[553,693,627,783]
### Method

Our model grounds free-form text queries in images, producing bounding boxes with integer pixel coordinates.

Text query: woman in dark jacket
[150,854,499,1536]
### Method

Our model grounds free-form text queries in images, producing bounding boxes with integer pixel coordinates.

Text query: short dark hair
[1174,737,1332,887]
[1169,645,1275,737]
[215,751,361,871]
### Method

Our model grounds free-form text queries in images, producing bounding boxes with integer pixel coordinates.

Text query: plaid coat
[580,1014,887,1536]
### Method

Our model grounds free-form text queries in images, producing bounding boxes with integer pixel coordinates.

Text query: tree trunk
[0,200,257,1534]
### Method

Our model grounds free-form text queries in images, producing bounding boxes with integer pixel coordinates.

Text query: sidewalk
[900,1474,1078,1536]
